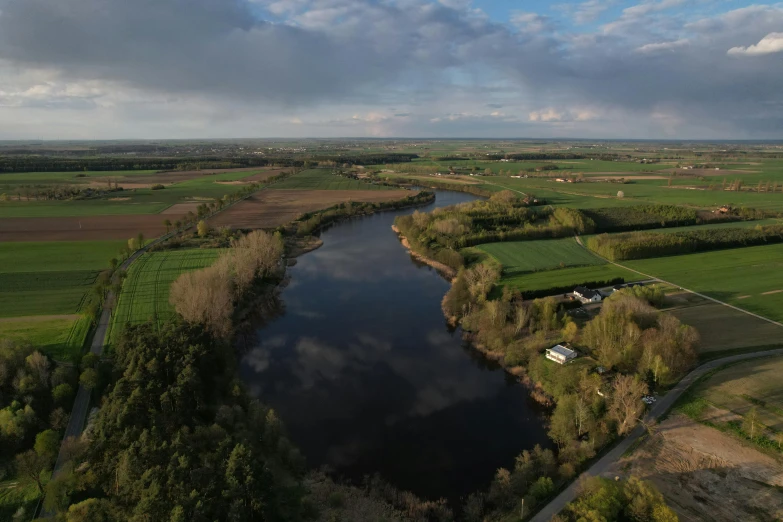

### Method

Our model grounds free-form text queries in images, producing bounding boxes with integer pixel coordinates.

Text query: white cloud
[636,38,689,53]
[557,0,616,25]
[727,32,783,57]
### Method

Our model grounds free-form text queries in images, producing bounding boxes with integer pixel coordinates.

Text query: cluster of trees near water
[169,230,284,337]
[588,225,783,261]
[394,190,594,270]
[438,258,696,519]
[293,191,435,237]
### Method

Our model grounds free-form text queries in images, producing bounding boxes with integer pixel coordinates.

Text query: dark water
[239,190,550,502]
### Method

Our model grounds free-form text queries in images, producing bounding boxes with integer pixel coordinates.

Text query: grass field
[689,356,783,432]
[498,263,638,293]
[271,169,392,190]
[626,243,783,322]
[108,249,221,345]
[0,315,90,360]
[477,238,603,275]
[0,240,125,273]
[0,200,171,218]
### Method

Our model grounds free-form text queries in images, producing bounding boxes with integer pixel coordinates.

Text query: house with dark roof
[573,286,602,303]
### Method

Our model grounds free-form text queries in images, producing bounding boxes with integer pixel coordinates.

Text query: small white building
[574,286,602,303]
[546,344,578,365]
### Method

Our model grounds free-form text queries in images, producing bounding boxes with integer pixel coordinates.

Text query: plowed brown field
[0,213,184,241]
[209,189,414,229]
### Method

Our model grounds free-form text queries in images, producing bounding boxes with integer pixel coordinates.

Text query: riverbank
[391,224,457,279]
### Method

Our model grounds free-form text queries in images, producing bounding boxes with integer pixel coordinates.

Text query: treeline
[308,153,418,165]
[293,191,434,236]
[394,192,592,270]
[169,230,284,336]
[392,178,495,197]
[41,322,309,521]
[484,153,589,161]
[588,225,783,260]
[583,205,701,232]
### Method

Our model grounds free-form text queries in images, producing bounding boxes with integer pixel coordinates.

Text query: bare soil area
[617,414,783,522]
[209,189,413,229]
[0,211,193,241]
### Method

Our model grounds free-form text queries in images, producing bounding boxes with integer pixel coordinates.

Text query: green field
[0,315,90,360]
[272,169,391,190]
[108,249,222,345]
[626,243,783,322]
[0,240,125,273]
[477,238,604,274]
[499,264,638,293]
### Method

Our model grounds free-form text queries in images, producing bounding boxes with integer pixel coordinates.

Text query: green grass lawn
[271,169,392,190]
[0,315,90,360]
[626,243,783,322]
[108,249,222,345]
[477,238,603,274]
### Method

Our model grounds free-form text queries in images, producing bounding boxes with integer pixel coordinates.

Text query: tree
[35,429,61,462]
[79,368,98,390]
[743,407,761,439]
[608,374,648,435]
[53,383,75,408]
[109,257,118,270]
[197,219,210,237]
[16,449,49,494]
[137,233,145,249]
[163,219,172,233]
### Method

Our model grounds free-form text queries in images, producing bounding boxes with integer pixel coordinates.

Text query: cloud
[728,32,783,57]
[557,0,616,25]
[0,0,781,138]
[636,38,689,53]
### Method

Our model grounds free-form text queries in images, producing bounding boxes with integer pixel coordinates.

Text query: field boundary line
[574,235,783,329]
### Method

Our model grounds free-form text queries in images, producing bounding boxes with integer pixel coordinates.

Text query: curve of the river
[239,189,551,502]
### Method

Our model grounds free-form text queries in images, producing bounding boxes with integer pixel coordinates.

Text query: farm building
[574,286,602,303]
[546,344,578,365]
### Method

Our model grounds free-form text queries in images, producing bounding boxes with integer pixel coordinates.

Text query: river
[238,189,550,503]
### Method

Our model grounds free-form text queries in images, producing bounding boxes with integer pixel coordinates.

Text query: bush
[150,184,165,190]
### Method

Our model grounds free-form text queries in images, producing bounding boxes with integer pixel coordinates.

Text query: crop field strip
[108,249,222,345]
[0,315,91,360]
[625,243,783,323]
[477,238,604,275]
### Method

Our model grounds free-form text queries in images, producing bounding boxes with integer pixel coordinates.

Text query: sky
[0,0,781,139]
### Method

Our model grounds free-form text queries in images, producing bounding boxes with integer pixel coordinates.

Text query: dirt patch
[616,414,783,522]
[209,189,414,229]
[0,314,80,324]
[762,290,783,296]
[670,302,783,352]
[0,208,195,241]
[737,295,752,299]
[108,197,131,201]
[161,203,201,215]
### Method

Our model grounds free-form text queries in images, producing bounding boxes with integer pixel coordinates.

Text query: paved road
[530,347,783,521]
[50,242,155,473]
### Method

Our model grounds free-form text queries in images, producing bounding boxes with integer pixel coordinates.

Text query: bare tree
[608,374,648,435]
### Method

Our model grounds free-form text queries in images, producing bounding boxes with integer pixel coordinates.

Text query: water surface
[239,190,550,501]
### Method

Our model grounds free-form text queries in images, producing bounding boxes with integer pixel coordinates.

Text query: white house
[546,344,578,365]
[573,286,602,303]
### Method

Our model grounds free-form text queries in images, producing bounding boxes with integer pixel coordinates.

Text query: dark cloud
[0,0,781,137]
